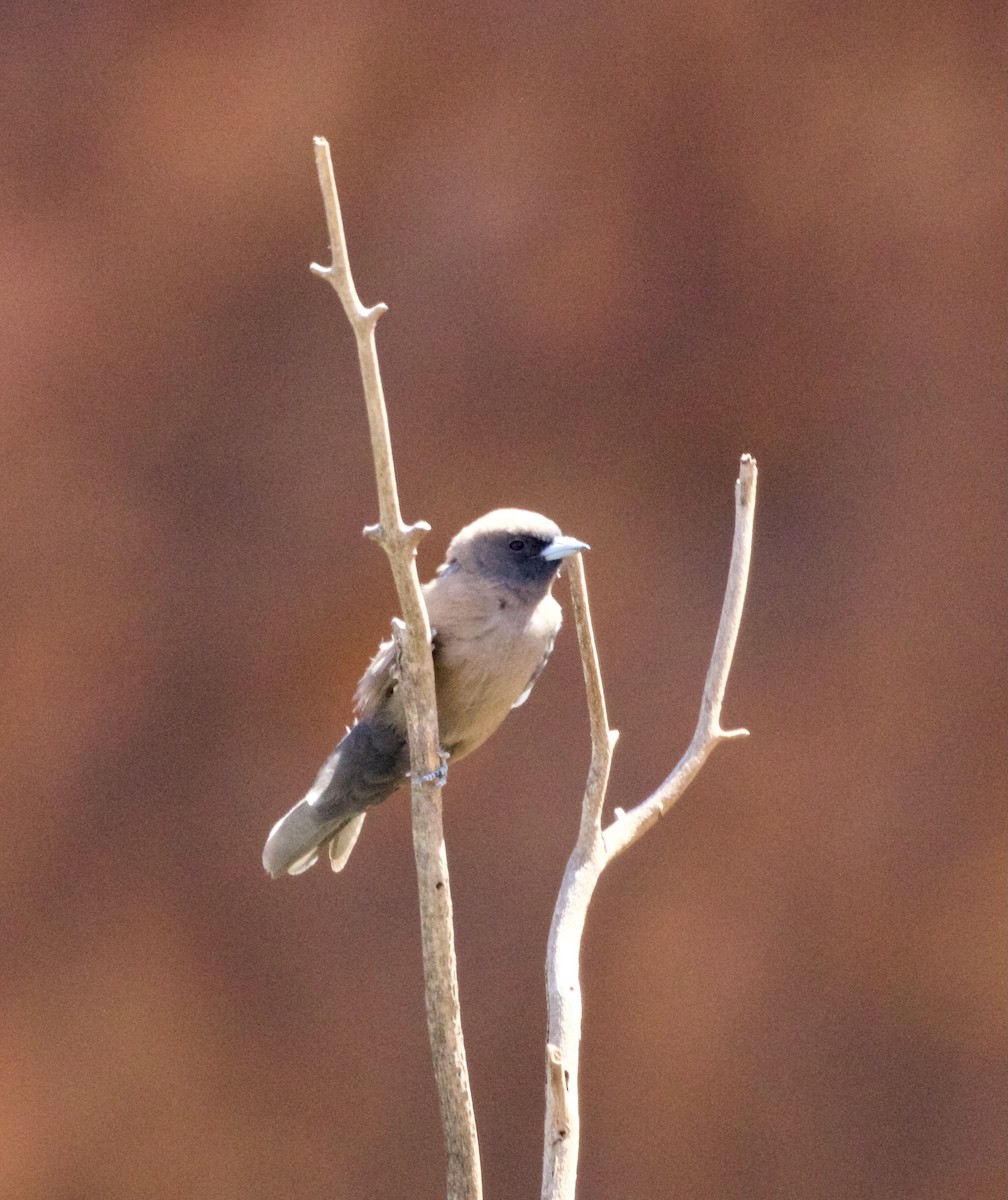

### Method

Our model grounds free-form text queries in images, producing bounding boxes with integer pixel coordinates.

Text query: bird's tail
[262,800,365,877]
[262,719,408,878]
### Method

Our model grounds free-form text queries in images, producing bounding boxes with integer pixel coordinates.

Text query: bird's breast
[430,590,562,761]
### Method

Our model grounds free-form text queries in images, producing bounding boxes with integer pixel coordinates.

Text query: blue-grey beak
[541,534,590,562]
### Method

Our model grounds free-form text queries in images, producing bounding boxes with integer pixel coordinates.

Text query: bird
[262,508,589,877]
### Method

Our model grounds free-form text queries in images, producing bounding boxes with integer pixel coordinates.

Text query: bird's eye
[509,539,526,552]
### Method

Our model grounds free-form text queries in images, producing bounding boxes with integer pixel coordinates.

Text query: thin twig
[565,554,620,847]
[602,455,756,861]
[310,136,482,1200]
[542,454,757,1200]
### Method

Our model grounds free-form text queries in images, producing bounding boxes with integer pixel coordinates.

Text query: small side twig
[310,136,482,1200]
[542,454,758,1200]
[602,454,756,860]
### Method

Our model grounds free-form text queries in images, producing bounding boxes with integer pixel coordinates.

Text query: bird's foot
[417,749,450,788]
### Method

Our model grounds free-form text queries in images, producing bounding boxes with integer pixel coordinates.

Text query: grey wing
[352,627,440,718]
[512,630,558,709]
[353,636,397,719]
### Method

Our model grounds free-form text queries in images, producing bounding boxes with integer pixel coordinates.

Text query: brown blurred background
[2,2,1005,1197]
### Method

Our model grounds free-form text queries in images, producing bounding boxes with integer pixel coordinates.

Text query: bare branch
[542,454,757,1200]
[541,553,616,1199]
[311,136,482,1200]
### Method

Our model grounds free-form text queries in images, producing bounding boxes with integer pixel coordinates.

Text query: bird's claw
[417,750,450,788]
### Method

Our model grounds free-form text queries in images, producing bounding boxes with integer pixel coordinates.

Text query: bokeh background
[3,2,1005,1197]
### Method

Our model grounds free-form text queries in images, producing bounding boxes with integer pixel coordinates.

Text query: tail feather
[262,719,409,878]
[263,799,356,877]
[327,812,366,872]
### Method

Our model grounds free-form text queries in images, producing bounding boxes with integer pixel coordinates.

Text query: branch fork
[543,454,757,1200]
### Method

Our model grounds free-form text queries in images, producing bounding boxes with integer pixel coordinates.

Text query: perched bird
[263,508,589,877]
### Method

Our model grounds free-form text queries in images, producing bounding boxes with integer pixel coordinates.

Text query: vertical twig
[310,136,482,1200]
[542,455,757,1200]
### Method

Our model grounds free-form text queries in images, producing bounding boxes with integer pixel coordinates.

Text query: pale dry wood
[310,136,482,1200]
[542,454,758,1200]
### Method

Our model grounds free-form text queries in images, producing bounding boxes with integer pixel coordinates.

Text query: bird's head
[442,508,589,597]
